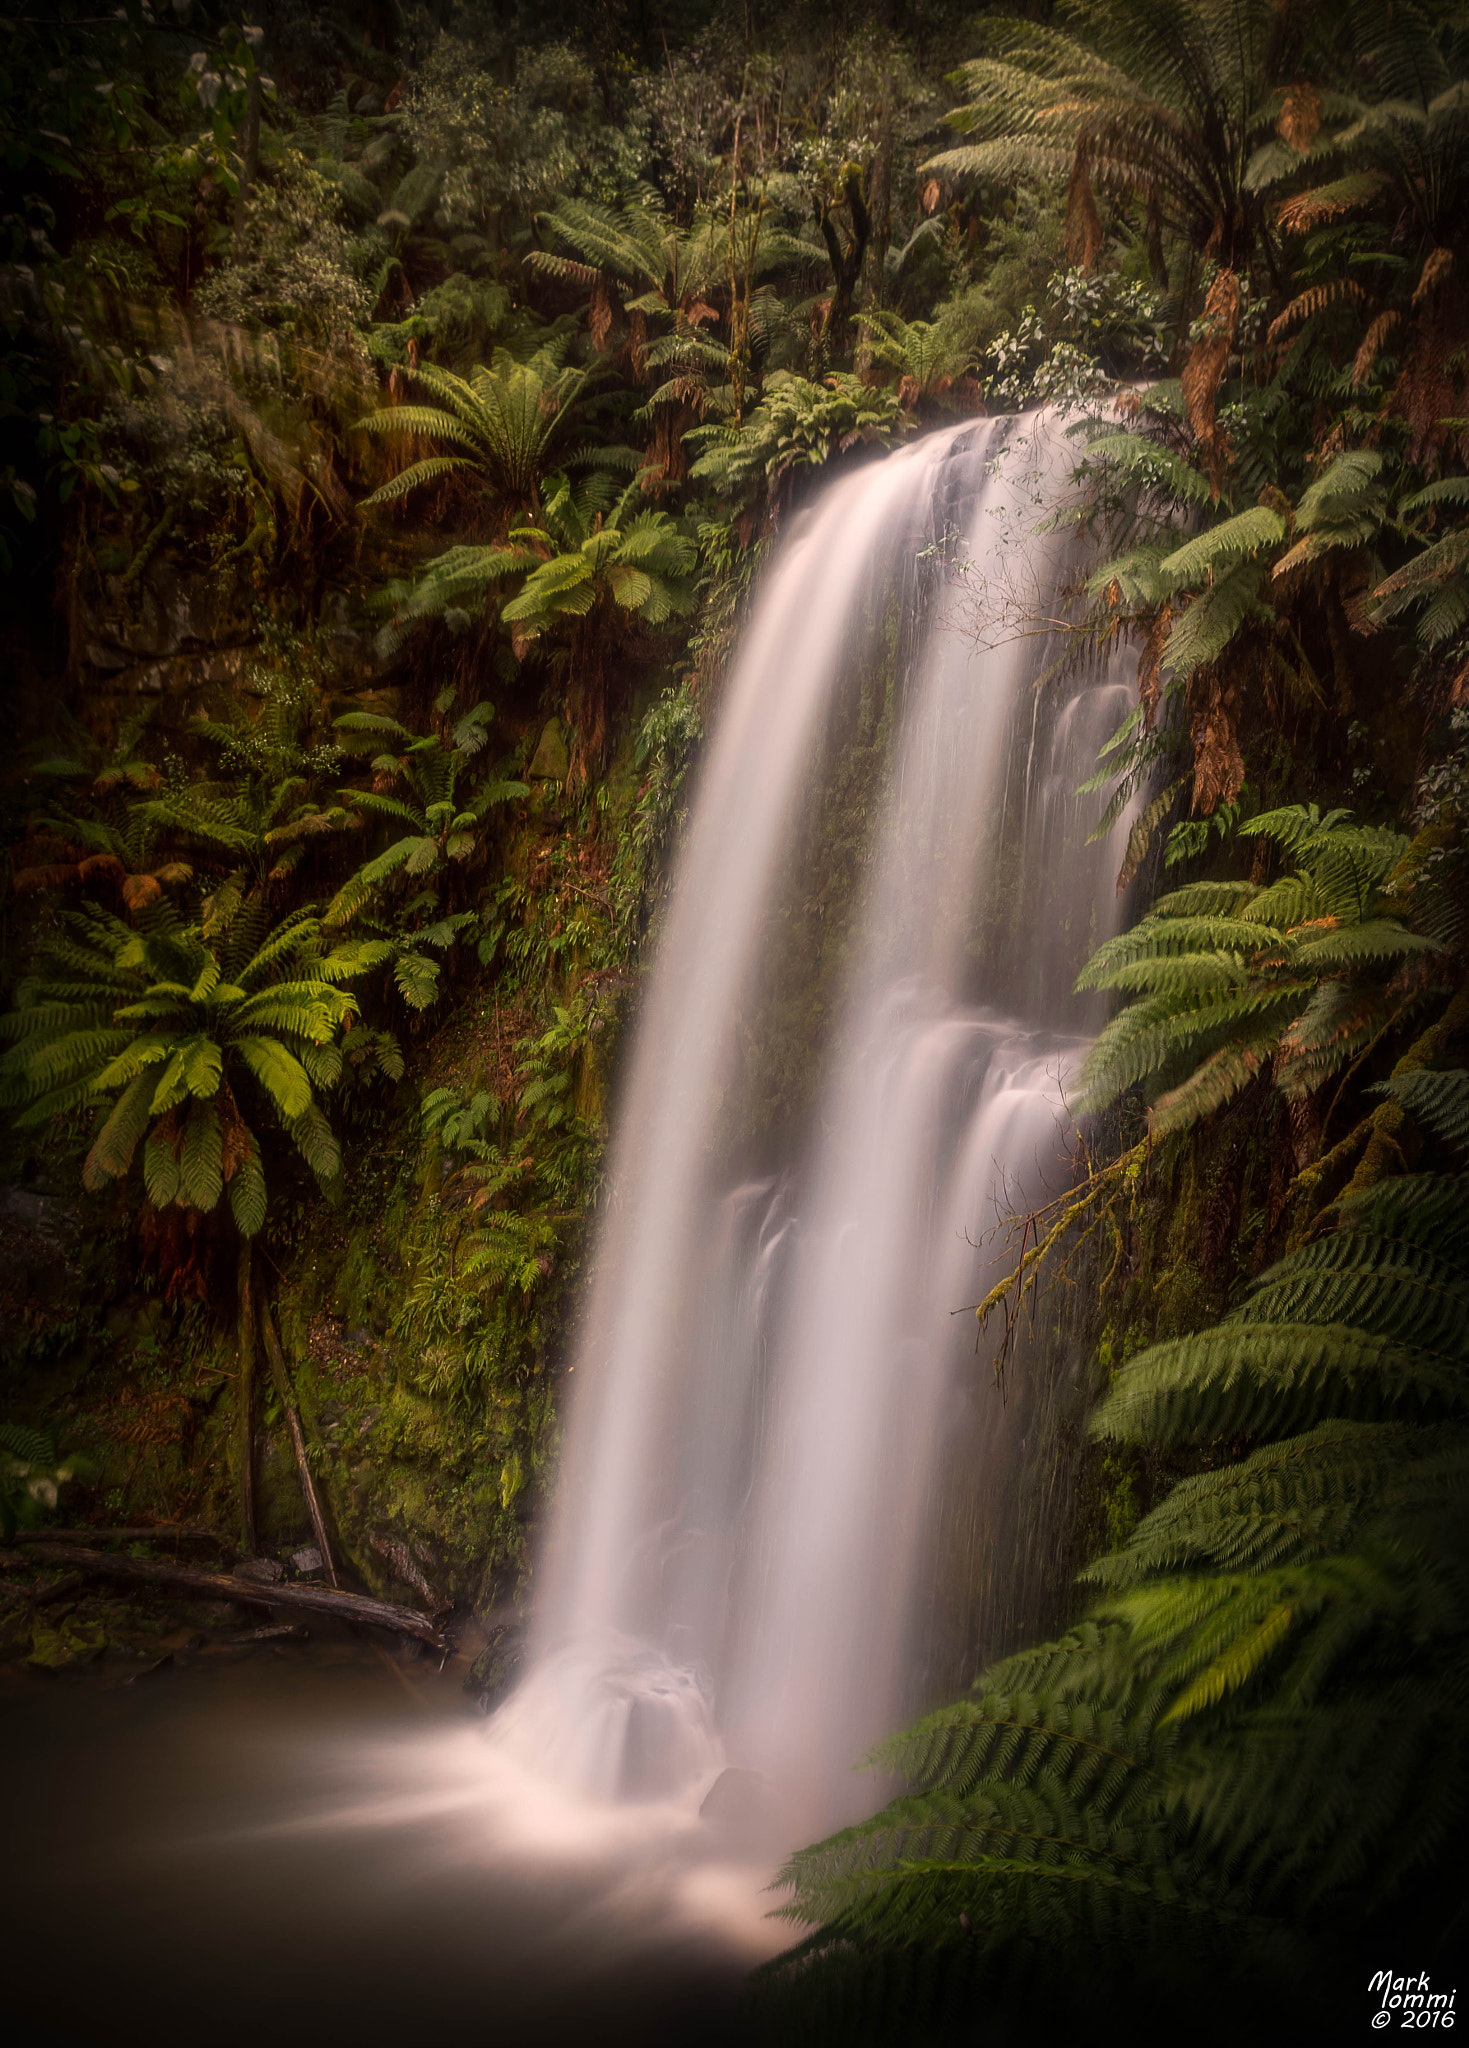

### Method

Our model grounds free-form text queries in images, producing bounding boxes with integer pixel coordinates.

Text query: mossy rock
[465,1621,526,1712]
[528,718,570,781]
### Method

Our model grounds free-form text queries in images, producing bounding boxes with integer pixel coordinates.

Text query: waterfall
[491,413,1137,1844]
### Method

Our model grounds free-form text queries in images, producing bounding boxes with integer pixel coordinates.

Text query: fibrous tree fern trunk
[236,1238,257,1555]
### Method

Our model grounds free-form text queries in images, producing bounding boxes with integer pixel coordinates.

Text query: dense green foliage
[2,0,1168,1595]
[1075,803,1448,1137]
[766,1089,1469,2040]
[747,0,1469,2034]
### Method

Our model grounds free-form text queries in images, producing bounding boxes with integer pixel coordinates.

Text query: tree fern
[357,346,590,512]
[0,869,385,1237]
[771,1082,1469,2024]
[924,0,1319,277]
[323,704,525,1003]
[1075,806,1445,1136]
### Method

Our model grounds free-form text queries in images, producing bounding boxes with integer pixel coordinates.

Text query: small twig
[368,1637,433,1711]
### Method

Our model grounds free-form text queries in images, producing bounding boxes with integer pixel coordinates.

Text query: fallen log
[31,1572,88,1609]
[19,1542,449,1650]
[0,1568,97,1610]
[14,1525,225,1549]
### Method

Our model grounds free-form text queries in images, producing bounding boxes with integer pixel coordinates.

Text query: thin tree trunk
[232,74,261,240]
[856,79,893,375]
[495,0,517,87]
[257,1289,340,1588]
[237,1239,258,1555]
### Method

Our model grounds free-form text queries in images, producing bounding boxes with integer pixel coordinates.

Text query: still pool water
[0,1634,780,2047]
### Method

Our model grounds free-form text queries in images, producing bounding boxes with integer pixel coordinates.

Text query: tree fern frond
[1148,1029,1280,1134]
[228,1138,266,1238]
[287,1101,343,1188]
[1240,1245,1469,1356]
[1093,1325,1467,1447]
[1273,981,1389,1098]
[142,1121,181,1206]
[1372,1070,1469,1154]
[1077,916,1284,985]
[1335,1173,1469,1258]
[1164,561,1271,678]
[234,911,322,989]
[233,1035,313,1120]
[1160,506,1286,583]
[179,1103,223,1212]
[361,455,475,507]
[1085,1422,1433,1584]
[81,1069,156,1190]
[1077,985,1307,1109]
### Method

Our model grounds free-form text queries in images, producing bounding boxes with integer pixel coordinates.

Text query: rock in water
[232,1557,284,1584]
[698,1766,776,1847]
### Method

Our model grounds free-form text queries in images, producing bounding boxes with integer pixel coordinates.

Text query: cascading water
[0,416,1152,2048]
[492,412,1138,1850]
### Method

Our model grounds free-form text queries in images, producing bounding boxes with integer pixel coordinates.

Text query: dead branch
[972,1135,1151,1389]
[19,1542,449,1649]
[257,1289,340,1588]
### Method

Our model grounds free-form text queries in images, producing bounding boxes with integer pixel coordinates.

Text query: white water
[0,420,1151,2048]
[492,413,1137,1853]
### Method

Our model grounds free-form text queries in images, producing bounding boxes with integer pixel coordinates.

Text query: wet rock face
[464,1621,527,1713]
[368,1530,447,1612]
[698,1765,778,1848]
[0,1186,81,1335]
[528,718,570,782]
[71,549,398,730]
[78,549,258,718]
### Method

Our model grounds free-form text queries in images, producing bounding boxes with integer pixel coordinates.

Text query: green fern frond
[1161,507,1286,584]
[142,1121,181,1206]
[1077,916,1283,985]
[1372,1070,1469,1153]
[81,1068,156,1190]
[361,454,475,507]
[179,1104,223,1212]
[1085,1423,1430,1585]
[287,1101,343,1188]
[233,1036,313,1120]
[1147,1029,1281,1135]
[1092,1325,1467,1448]
[228,1140,267,1237]
[1164,561,1271,678]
